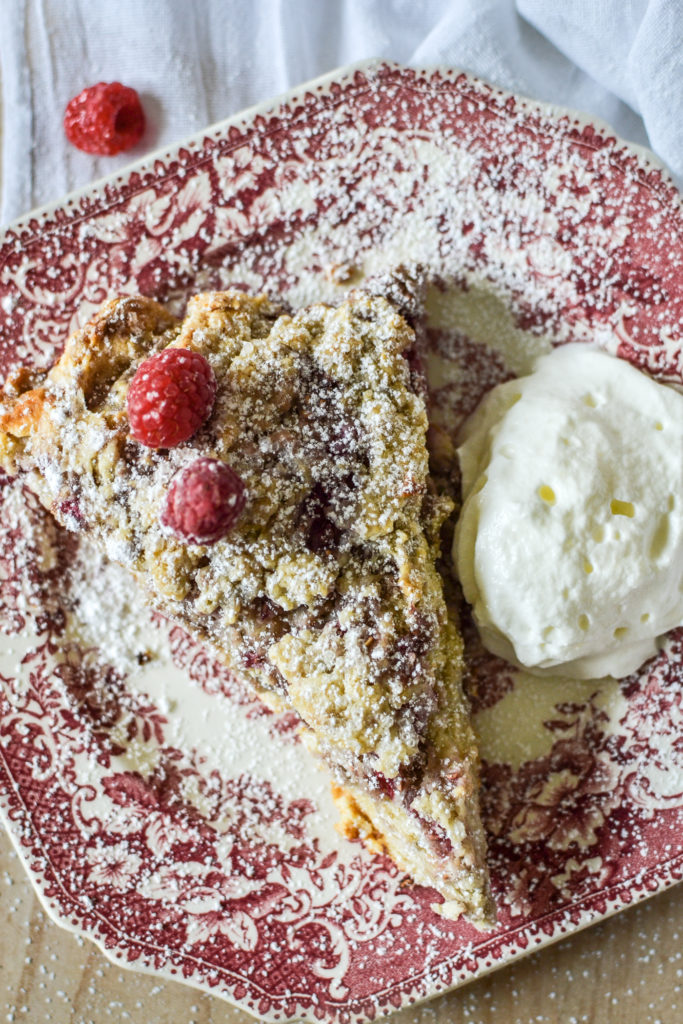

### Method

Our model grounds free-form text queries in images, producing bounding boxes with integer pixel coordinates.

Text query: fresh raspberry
[127,348,216,448]
[161,458,246,545]
[64,82,145,156]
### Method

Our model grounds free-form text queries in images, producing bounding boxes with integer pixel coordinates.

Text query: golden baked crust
[0,288,495,928]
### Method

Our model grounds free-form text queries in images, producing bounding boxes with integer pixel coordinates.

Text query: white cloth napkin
[0,0,680,226]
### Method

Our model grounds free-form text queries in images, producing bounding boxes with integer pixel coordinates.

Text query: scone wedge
[0,289,495,928]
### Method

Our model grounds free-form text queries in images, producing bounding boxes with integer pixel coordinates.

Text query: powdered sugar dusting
[64,543,170,675]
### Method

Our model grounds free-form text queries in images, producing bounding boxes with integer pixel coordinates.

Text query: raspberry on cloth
[63,82,145,156]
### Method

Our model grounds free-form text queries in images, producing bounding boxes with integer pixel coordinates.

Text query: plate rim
[0,57,679,241]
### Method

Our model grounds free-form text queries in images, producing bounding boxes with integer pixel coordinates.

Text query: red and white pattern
[0,61,682,1023]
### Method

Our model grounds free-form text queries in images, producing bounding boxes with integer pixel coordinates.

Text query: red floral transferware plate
[1,60,682,1023]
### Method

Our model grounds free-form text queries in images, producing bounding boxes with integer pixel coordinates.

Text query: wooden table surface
[1,824,681,1024]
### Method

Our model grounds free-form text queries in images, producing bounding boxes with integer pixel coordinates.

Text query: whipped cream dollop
[454,344,683,679]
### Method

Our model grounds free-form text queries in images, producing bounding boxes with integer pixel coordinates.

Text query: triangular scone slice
[0,289,495,928]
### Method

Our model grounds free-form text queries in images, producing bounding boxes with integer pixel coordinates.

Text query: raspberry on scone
[127,348,216,448]
[161,457,246,544]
